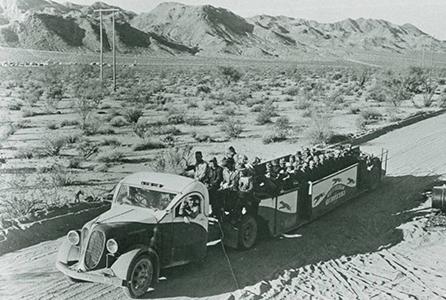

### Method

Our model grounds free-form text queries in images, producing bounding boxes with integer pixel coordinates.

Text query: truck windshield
[115,184,176,211]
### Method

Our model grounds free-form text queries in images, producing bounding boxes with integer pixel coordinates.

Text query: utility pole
[94,8,119,91]
[112,11,116,91]
[99,11,103,82]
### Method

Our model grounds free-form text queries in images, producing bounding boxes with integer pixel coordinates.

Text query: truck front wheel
[238,215,258,250]
[123,254,154,299]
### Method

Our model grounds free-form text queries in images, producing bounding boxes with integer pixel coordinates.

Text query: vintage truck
[56,146,387,298]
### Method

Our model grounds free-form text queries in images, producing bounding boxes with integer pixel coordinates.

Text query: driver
[179,195,200,223]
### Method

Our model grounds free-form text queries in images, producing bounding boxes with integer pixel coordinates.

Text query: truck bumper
[56,261,124,287]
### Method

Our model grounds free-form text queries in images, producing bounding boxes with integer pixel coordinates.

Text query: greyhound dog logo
[332,178,342,185]
[313,192,325,207]
[347,178,356,185]
[279,201,291,211]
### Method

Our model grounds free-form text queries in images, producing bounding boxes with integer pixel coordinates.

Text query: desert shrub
[77,139,99,159]
[185,115,203,126]
[65,133,81,144]
[222,107,236,116]
[83,117,103,136]
[7,101,22,111]
[15,120,31,129]
[61,119,79,127]
[0,123,16,141]
[305,115,333,145]
[22,107,37,117]
[43,85,64,111]
[47,122,59,130]
[167,113,185,124]
[284,86,300,96]
[221,119,244,139]
[110,116,129,127]
[192,132,215,142]
[367,84,387,102]
[15,148,34,159]
[214,115,229,123]
[3,195,44,219]
[155,125,181,136]
[274,116,292,137]
[203,101,214,111]
[42,135,66,156]
[68,157,82,169]
[262,132,286,144]
[151,145,193,174]
[349,105,361,114]
[360,109,382,120]
[124,108,143,125]
[256,109,273,125]
[96,125,115,135]
[96,150,124,163]
[132,139,166,151]
[356,115,368,131]
[101,137,121,147]
[49,164,74,187]
[250,105,262,112]
[438,93,446,108]
[295,97,312,110]
[219,66,242,85]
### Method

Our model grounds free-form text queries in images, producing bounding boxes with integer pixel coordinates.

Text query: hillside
[1,0,445,58]
[0,0,198,55]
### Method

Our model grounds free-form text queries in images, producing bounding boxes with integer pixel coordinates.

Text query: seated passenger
[220,158,239,191]
[238,168,254,193]
[185,151,209,183]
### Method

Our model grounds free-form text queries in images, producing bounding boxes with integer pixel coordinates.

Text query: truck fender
[111,248,160,284]
[57,238,80,264]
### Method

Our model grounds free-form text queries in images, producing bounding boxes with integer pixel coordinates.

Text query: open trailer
[56,146,388,298]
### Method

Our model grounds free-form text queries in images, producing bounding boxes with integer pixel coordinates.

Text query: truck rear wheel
[238,215,257,250]
[123,254,154,299]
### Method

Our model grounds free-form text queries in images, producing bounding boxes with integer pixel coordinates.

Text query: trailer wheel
[238,215,257,250]
[123,254,154,299]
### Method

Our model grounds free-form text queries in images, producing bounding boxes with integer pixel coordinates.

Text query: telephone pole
[95,8,119,91]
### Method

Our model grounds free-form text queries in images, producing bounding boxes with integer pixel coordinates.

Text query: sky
[54,0,446,40]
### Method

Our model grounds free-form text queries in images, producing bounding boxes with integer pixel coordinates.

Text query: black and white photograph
[0,0,446,299]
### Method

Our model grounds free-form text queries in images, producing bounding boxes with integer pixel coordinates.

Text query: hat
[209,157,217,164]
[235,162,245,170]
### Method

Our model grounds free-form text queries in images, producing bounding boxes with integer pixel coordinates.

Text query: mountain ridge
[0,0,445,58]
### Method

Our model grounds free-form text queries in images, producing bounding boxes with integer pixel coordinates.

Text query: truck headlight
[67,230,80,246]
[106,239,118,254]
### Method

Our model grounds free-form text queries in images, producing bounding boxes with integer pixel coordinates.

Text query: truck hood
[95,205,163,225]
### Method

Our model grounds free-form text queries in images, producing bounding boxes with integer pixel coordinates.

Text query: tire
[122,254,154,299]
[237,214,258,250]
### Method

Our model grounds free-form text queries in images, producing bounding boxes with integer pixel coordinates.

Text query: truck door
[171,192,208,263]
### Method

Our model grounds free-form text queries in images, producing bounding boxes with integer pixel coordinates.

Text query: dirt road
[1,112,446,300]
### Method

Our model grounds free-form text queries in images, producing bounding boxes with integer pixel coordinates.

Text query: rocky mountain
[1,0,445,58]
[0,0,198,55]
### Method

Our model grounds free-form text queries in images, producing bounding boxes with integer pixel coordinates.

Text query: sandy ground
[1,113,446,300]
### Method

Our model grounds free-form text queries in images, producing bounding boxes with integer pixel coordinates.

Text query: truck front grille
[84,230,105,270]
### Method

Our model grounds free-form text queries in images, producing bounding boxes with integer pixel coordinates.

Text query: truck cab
[56,172,214,298]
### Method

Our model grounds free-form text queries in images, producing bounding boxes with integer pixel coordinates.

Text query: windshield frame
[113,183,178,211]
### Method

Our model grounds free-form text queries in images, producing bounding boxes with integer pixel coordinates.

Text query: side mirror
[105,194,113,202]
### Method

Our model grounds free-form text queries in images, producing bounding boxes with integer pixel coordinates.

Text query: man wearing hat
[185,151,209,183]
[206,157,223,217]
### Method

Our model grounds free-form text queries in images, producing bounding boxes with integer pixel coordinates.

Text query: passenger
[220,158,239,191]
[265,162,278,180]
[241,155,255,176]
[238,168,254,193]
[185,151,209,183]
[206,157,223,216]
[225,146,237,169]
[251,156,261,166]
